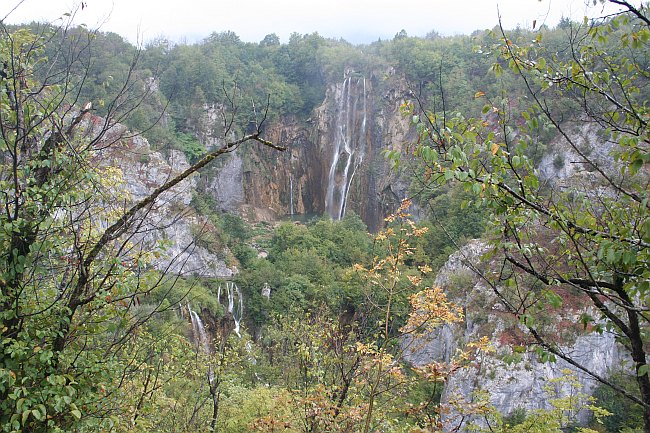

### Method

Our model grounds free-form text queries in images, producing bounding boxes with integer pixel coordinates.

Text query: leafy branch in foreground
[0,21,282,432]
[400,2,649,431]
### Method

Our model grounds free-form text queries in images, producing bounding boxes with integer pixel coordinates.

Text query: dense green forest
[0,1,649,432]
[20,20,508,158]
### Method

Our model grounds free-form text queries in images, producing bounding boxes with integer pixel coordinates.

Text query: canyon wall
[403,241,625,426]
[193,69,415,231]
[95,119,235,278]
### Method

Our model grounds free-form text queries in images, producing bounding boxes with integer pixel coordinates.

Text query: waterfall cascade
[188,304,214,382]
[217,282,244,337]
[261,283,271,300]
[289,175,294,216]
[325,74,368,220]
[185,281,244,386]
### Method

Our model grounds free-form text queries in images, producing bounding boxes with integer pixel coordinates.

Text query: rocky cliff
[94,118,235,278]
[192,69,415,231]
[403,240,625,426]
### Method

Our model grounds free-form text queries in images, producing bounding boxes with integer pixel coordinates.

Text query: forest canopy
[1,1,649,432]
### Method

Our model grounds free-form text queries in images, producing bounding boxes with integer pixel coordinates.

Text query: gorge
[191,68,412,232]
[1,8,647,432]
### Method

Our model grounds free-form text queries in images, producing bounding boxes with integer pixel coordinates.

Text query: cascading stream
[218,282,243,338]
[325,73,368,220]
[188,304,214,383]
[342,77,366,218]
[289,175,294,216]
[325,78,346,220]
[186,281,245,384]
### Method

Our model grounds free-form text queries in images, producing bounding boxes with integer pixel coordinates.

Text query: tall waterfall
[188,304,214,382]
[217,282,244,337]
[289,175,294,216]
[325,74,368,220]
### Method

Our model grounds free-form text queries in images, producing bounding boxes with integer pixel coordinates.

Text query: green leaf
[622,251,636,266]
[512,155,521,167]
[22,410,30,425]
[643,218,650,242]
[630,157,643,174]
[544,290,563,309]
[520,314,536,327]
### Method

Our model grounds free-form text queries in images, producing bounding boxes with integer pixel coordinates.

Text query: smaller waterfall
[217,282,244,338]
[261,283,271,300]
[289,175,294,216]
[188,304,214,382]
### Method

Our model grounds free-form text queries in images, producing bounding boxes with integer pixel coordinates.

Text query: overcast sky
[4,0,623,45]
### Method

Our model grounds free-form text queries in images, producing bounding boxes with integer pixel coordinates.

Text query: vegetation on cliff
[400,2,650,431]
[1,1,648,432]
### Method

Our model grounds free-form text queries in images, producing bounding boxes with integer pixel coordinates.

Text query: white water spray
[325,73,368,220]
[217,282,244,338]
[289,175,294,216]
[188,304,214,382]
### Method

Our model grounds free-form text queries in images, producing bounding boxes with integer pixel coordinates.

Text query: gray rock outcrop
[403,240,625,427]
[96,121,234,278]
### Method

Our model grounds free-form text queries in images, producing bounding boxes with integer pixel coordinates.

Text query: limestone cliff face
[538,122,620,184]
[94,118,235,278]
[402,241,624,425]
[399,120,635,426]
[204,151,246,213]
[193,69,414,231]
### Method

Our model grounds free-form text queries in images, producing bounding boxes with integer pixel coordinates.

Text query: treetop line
[0,1,648,432]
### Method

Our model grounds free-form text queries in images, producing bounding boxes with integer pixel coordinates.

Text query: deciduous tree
[401,1,650,431]
[0,15,281,432]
